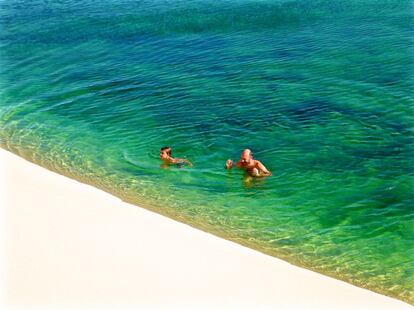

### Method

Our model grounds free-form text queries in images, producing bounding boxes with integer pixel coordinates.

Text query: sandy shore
[0,148,411,309]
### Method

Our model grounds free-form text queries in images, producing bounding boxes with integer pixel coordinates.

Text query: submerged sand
[0,148,411,309]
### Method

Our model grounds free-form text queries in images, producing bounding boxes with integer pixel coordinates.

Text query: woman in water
[160,146,192,167]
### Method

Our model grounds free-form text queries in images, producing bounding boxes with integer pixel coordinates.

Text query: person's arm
[169,157,178,164]
[235,160,243,168]
[176,158,193,167]
[226,159,245,169]
[256,160,272,176]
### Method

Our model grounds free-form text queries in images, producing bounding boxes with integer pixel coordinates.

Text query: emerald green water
[1,0,413,303]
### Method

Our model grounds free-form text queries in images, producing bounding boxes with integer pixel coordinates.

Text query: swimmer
[225,149,271,177]
[160,146,192,167]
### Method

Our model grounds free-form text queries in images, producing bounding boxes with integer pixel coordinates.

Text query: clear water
[1,0,413,303]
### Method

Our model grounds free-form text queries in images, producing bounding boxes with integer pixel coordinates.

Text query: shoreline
[0,148,411,309]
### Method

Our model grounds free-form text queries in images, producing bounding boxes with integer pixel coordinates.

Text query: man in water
[160,146,192,167]
[225,149,271,177]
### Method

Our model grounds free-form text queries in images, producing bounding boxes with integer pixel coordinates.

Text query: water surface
[0,0,413,303]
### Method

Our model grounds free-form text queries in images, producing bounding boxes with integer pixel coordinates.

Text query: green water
[1,0,413,303]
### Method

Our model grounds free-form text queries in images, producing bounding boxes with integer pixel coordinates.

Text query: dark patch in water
[286,98,333,124]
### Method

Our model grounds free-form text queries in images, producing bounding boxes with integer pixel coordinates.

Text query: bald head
[240,149,253,165]
[242,149,251,156]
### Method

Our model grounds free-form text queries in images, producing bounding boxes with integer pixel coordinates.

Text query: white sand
[0,148,411,309]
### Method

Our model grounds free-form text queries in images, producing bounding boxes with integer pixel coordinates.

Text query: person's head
[240,149,253,165]
[160,146,172,159]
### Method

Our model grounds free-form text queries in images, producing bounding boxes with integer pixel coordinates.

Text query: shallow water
[1,0,413,303]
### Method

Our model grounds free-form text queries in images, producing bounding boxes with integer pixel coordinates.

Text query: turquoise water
[1,0,413,303]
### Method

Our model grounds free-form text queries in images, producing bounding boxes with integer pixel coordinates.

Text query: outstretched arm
[256,161,272,176]
[175,158,193,167]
